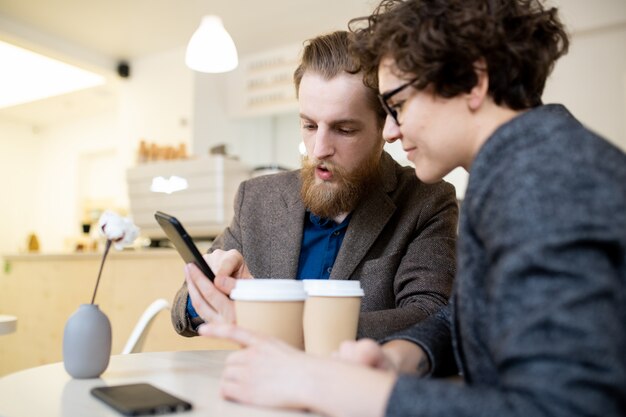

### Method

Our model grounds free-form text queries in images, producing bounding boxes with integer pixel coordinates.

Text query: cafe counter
[0,249,235,377]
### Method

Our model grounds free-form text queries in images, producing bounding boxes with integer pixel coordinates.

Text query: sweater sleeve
[384,114,626,417]
[381,304,458,378]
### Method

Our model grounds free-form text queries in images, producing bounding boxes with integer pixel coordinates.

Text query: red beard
[300,154,381,219]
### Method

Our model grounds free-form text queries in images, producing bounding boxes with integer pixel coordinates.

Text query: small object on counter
[27,233,40,253]
[137,140,190,163]
[138,140,149,163]
[209,144,227,155]
[177,143,188,159]
[63,304,111,378]
[62,210,139,379]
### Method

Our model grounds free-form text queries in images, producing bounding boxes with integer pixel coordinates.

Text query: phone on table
[154,211,215,281]
[91,383,192,416]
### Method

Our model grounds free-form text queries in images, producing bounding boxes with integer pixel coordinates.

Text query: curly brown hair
[349,0,570,110]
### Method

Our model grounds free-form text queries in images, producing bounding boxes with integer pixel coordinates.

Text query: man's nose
[312,128,334,159]
[382,115,401,143]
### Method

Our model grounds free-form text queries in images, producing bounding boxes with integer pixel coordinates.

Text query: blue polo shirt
[186,211,351,318]
[296,212,351,279]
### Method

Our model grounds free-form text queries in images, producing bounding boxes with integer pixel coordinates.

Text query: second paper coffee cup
[303,279,364,356]
[230,279,307,349]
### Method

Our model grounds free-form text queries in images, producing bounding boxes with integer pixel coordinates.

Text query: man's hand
[186,249,253,324]
[207,249,253,279]
[336,338,431,376]
[334,338,396,370]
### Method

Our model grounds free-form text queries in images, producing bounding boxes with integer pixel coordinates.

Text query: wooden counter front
[0,250,235,376]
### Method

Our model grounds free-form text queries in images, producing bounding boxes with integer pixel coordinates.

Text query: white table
[0,315,17,335]
[0,350,319,417]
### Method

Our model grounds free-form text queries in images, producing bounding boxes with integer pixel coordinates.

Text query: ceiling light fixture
[0,40,105,109]
[185,15,238,73]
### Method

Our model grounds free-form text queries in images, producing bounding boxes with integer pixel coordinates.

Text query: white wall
[192,72,302,170]
[543,24,626,150]
[33,110,122,252]
[120,47,193,153]
[0,46,193,253]
[0,121,41,254]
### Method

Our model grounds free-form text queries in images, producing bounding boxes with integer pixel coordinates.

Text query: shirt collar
[307,211,351,229]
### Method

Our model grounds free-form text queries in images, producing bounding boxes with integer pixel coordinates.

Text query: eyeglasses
[378,77,419,126]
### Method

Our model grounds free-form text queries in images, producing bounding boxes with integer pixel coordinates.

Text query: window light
[0,40,105,109]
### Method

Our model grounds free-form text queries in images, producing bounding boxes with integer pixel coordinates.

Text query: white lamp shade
[185,15,238,73]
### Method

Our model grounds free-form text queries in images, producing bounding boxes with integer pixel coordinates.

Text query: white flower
[97,211,140,250]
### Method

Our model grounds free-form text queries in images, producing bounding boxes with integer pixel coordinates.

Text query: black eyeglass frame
[378,77,419,126]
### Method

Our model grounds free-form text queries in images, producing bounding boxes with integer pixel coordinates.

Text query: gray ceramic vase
[63,304,111,379]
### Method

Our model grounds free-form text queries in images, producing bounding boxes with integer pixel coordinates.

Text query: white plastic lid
[303,279,364,297]
[230,279,307,301]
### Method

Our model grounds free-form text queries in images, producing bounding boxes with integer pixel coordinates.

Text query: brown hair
[293,30,386,124]
[350,0,569,110]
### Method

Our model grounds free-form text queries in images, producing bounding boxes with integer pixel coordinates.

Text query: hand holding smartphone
[154,211,215,281]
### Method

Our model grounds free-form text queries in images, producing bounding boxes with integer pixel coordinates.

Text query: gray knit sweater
[385,105,626,417]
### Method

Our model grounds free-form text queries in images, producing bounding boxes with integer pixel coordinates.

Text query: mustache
[299,153,382,219]
[302,157,343,176]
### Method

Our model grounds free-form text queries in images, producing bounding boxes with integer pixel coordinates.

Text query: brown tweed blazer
[172,152,458,340]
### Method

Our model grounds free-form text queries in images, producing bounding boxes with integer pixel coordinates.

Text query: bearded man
[172,31,458,340]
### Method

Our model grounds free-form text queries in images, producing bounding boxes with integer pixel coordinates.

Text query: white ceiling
[0,0,378,62]
[2,0,623,61]
[0,0,377,126]
[0,0,624,127]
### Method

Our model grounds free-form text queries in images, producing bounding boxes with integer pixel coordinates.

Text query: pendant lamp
[185,15,238,73]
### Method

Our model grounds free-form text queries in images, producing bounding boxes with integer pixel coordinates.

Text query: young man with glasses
[172,30,459,341]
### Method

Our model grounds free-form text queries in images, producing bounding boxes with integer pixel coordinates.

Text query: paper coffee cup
[303,280,364,356]
[230,279,307,349]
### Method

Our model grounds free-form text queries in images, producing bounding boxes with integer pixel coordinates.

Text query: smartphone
[154,211,215,281]
[91,383,192,416]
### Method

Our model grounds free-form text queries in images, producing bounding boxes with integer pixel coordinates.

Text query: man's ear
[468,59,489,111]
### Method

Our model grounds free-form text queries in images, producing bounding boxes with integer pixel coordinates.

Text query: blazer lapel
[331,188,395,279]
[270,173,305,278]
[331,152,398,280]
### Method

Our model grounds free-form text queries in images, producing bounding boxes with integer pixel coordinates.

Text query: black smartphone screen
[91,383,192,416]
[154,211,215,281]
